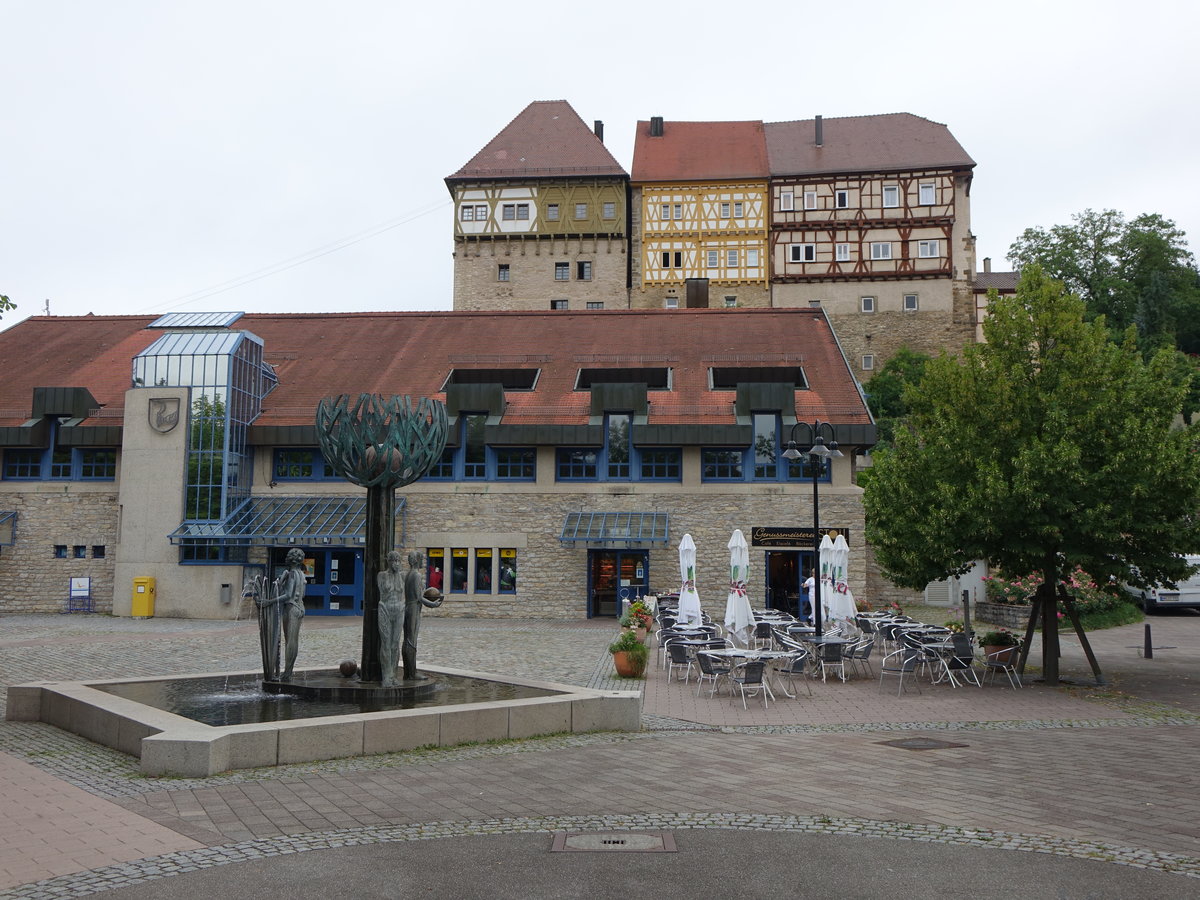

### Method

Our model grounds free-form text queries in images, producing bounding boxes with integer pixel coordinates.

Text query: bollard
[1144,623,1153,659]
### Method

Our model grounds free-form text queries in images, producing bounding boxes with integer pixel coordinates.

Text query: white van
[1123,554,1200,613]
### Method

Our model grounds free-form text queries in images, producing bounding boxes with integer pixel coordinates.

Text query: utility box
[131,576,156,618]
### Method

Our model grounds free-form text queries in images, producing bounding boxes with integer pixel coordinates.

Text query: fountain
[6,394,640,775]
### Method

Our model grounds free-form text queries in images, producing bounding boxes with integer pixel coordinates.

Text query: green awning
[559,511,669,546]
[168,495,402,546]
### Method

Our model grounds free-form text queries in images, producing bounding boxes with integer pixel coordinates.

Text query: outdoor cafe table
[701,647,797,700]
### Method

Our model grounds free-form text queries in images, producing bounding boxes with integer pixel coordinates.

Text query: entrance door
[588,549,649,617]
[764,549,815,618]
[270,547,363,615]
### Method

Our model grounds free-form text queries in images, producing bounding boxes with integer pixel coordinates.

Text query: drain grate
[551,832,677,853]
[877,737,969,751]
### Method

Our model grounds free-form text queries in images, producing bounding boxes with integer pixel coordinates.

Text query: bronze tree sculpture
[316,394,448,683]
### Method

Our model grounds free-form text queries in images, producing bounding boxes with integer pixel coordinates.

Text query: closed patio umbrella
[677,533,703,625]
[824,532,858,627]
[724,529,755,645]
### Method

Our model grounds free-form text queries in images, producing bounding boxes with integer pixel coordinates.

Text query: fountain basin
[6,663,641,777]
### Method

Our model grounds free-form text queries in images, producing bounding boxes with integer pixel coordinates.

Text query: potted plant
[979,628,1020,663]
[609,630,649,678]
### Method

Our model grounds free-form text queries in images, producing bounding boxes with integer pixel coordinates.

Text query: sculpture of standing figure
[277,547,307,680]
[377,550,407,687]
[377,549,443,685]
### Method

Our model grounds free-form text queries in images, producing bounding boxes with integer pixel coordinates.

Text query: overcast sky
[2,0,1197,329]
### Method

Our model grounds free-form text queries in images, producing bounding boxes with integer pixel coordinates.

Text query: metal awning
[0,511,16,546]
[559,511,669,546]
[168,496,402,546]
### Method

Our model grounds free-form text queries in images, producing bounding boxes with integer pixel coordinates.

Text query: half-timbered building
[630,118,771,310]
[446,101,629,312]
[765,114,978,377]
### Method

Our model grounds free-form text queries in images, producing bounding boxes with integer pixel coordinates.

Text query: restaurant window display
[475,549,493,592]
[427,548,445,593]
[498,549,517,593]
[450,549,469,593]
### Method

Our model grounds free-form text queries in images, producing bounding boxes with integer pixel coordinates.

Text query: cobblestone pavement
[1,612,1198,896]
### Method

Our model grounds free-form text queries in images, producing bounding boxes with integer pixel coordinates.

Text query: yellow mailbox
[131,576,156,618]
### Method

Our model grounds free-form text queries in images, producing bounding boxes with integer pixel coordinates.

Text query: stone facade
[400,475,867,620]
[0,487,118,613]
[452,236,629,311]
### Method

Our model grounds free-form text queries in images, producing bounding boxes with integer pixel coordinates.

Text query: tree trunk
[1041,562,1061,685]
[360,484,395,683]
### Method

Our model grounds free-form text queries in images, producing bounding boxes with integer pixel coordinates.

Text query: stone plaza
[0,611,1198,897]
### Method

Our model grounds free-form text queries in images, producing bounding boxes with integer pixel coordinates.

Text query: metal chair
[774,649,813,698]
[694,650,731,697]
[981,644,1023,689]
[728,660,770,709]
[844,637,876,678]
[816,641,846,683]
[878,648,923,695]
[665,640,696,684]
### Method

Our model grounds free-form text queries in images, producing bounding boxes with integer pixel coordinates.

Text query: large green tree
[1007,209,1200,352]
[864,267,1200,684]
[0,294,14,320]
[862,347,930,446]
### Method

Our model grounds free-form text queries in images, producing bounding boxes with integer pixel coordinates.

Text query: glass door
[588,549,649,617]
[270,547,363,615]
[765,549,814,619]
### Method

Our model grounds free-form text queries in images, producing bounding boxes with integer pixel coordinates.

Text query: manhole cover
[551,832,677,852]
[877,737,969,751]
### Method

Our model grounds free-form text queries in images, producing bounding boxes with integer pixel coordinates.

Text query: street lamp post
[782,420,843,635]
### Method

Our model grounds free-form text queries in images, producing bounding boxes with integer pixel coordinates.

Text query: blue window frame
[702,449,744,480]
[462,414,487,479]
[555,414,679,483]
[424,413,536,482]
[494,448,535,480]
[703,414,833,483]
[180,540,248,564]
[639,448,682,480]
[272,448,338,481]
[557,448,598,480]
[3,446,117,481]
[607,413,631,478]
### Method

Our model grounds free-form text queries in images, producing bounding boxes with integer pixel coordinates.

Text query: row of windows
[53,544,107,559]
[3,448,117,481]
[661,249,763,269]
[788,240,940,264]
[859,293,920,314]
[781,182,939,211]
[429,548,518,594]
[462,202,618,223]
[498,261,593,282]
[274,423,831,485]
[548,300,604,310]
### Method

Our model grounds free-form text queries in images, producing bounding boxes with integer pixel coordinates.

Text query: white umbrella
[724,529,755,646]
[824,533,858,627]
[817,532,836,630]
[676,533,703,625]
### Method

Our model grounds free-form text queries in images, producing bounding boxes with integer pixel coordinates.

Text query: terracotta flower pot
[612,650,647,678]
[984,645,1017,664]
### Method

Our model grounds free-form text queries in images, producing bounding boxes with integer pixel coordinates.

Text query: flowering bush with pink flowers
[984,567,1128,615]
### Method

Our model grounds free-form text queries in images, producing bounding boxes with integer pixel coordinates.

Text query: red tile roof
[446,100,626,182]
[765,114,975,176]
[973,272,1019,292]
[631,120,768,183]
[0,310,871,430]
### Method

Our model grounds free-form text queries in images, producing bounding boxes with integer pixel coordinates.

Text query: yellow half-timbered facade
[630,120,771,309]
